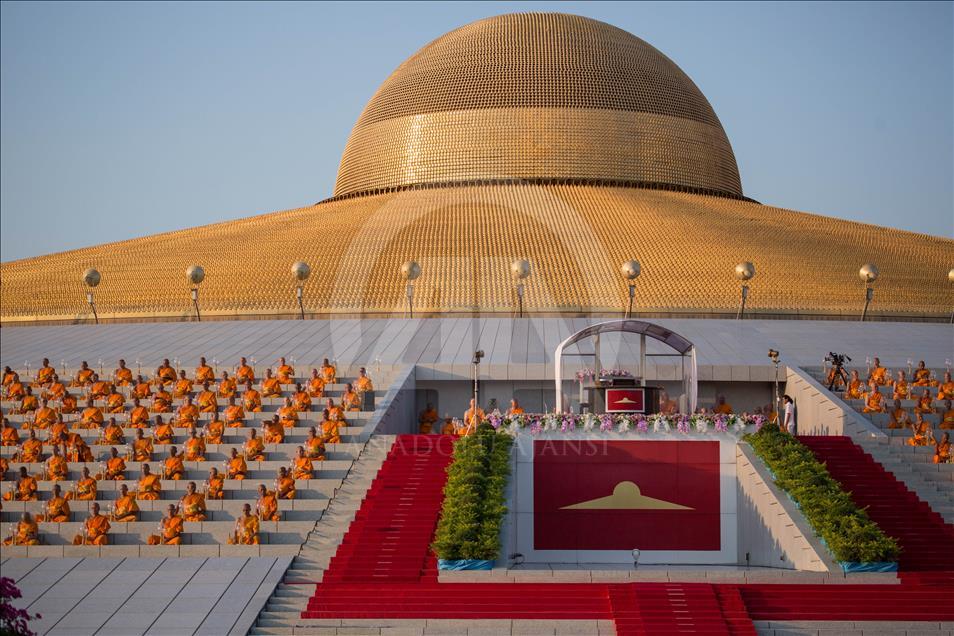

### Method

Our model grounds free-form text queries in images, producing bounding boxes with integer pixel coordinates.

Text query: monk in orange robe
[276,466,296,500]
[19,386,39,414]
[6,374,25,401]
[308,369,325,398]
[320,358,336,384]
[224,396,245,427]
[105,386,125,414]
[112,483,139,521]
[227,448,247,480]
[173,370,194,399]
[73,503,110,545]
[34,358,56,387]
[89,374,112,401]
[3,512,39,546]
[204,413,224,445]
[246,428,267,459]
[887,399,911,429]
[18,430,43,463]
[33,399,57,429]
[155,359,177,386]
[341,384,361,412]
[184,428,206,461]
[2,418,20,446]
[913,360,932,386]
[43,376,66,401]
[891,371,911,400]
[938,372,954,401]
[206,467,224,499]
[257,483,280,521]
[306,427,326,460]
[319,410,340,444]
[292,446,313,480]
[228,503,260,545]
[938,400,954,430]
[175,396,199,428]
[914,389,934,414]
[66,432,94,463]
[137,463,162,500]
[73,466,97,501]
[114,359,133,386]
[152,385,172,413]
[60,391,78,415]
[236,357,255,385]
[154,416,175,445]
[100,417,125,446]
[713,395,733,415]
[133,428,153,462]
[4,467,38,501]
[277,398,299,428]
[39,484,71,522]
[163,446,186,480]
[293,383,311,412]
[907,413,932,447]
[148,504,184,545]
[325,398,345,424]
[868,358,889,386]
[354,368,373,394]
[180,481,207,521]
[218,371,237,398]
[934,432,951,464]
[196,382,217,413]
[261,369,282,398]
[276,357,295,384]
[418,403,439,434]
[462,398,486,434]
[194,357,214,384]
[243,382,262,413]
[2,366,16,389]
[45,445,69,481]
[129,397,150,427]
[134,375,152,399]
[862,381,887,413]
[79,399,104,429]
[104,447,126,480]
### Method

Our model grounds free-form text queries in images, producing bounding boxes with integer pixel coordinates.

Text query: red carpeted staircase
[611,583,756,635]
[799,435,954,571]
[740,583,954,621]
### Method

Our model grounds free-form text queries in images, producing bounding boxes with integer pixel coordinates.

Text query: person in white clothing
[782,394,796,434]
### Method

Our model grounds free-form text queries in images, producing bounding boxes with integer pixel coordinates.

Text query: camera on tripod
[824,352,851,390]
[825,352,851,367]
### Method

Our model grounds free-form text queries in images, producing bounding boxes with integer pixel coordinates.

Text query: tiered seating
[0,359,378,554]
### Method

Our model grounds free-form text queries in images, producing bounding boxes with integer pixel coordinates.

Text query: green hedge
[745,425,899,563]
[432,424,514,560]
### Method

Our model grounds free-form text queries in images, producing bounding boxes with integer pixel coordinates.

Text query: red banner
[533,440,720,550]
[606,388,645,413]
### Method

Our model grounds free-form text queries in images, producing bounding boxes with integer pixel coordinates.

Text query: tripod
[826,364,849,391]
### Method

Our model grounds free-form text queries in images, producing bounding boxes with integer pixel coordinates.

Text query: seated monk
[43,375,66,402]
[73,502,110,545]
[18,430,43,463]
[153,416,175,445]
[507,398,525,416]
[4,467,38,501]
[65,432,94,462]
[38,484,70,523]
[179,481,207,521]
[276,357,295,385]
[940,400,954,430]
[341,384,361,412]
[105,386,125,414]
[913,360,932,386]
[263,415,285,445]
[163,446,186,480]
[227,503,260,545]
[462,398,486,435]
[1,366,15,390]
[319,410,340,444]
[103,447,126,481]
[320,358,336,384]
[862,381,887,413]
[713,395,733,415]
[292,446,313,480]
[868,358,889,386]
[2,417,20,446]
[114,359,133,386]
[354,367,373,394]
[887,400,911,430]
[325,398,345,424]
[907,413,932,447]
[196,382,217,414]
[242,382,262,413]
[3,512,39,546]
[19,386,39,414]
[891,371,911,400]
[45,445,69,481]
[112,483,139,522]
[173,370,194,399]
[128,397,150,427]
[72,466,97,501]
[137,463,162,500]
[0,455,7,478]
[132,428,154,462]
[155,359,177,386]
[203,413,224,445]
[308,369,325,398]
[78,399,104,429]
[34,358,56,387]
[275,466,295,500]
[293,383,311,412]
[440,417,456,435]
[175,397,199,428]
[194,357,215,385]
[89,374,112,401]
[218,371,237,399]
[148,504,184,545]
[236,357,255,385]
[938,372,954,401]
[134,375,152,400]
[224,396,245,427]
[418,403,439,434]
[6,374,25,401]
[844,370,865,400]
[257,483,281,521]
[33,398,57,429]
[184,428,206,461]
[934,432,951,464]
[151,386,172,413]
[227,448,247,480]
[59,391,78,415]
[72,361,94,387]
[277,398,298,428]
[305,427,326,460]
[914,389,934,414]
[261,369,282,398]
[205,467,224,499]
[246,428,267,460]
[100,417,125,446]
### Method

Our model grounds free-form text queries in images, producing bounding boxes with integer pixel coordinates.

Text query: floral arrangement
[1,577,40,636]
[482,411,765,436]
[575,368,634,381]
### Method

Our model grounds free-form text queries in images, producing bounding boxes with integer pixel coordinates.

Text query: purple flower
[714,415,728,433]
[530,418,543,435]
[599,414,614,432]
[677,415,690,435]
[753,414,765,431]
[636,417,648,433]
[1,577,40,636]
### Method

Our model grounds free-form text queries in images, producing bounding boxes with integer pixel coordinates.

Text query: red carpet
[302,434,954,631]
[799,435,954,571]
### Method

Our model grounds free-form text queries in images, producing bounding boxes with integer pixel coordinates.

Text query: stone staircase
[857,439,954,524]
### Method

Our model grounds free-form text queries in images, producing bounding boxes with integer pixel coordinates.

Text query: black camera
[825,352,851,367]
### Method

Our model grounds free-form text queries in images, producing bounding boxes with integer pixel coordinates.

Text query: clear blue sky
[1,1,951,262]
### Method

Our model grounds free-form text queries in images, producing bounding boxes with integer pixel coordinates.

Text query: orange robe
[277,406,298,428]
[133,437,154,462]
[151,391,172,413]
[204,419,224,444]
[938,382,954,401]
[227,456,247,480]
[354,377,373,393]
[154,423,175,445]
[67,437,94,463]
[6,476,38,501]
[342,391,361,412]
[76,514,110,545]
[79,406,104,429]
[33,406,57,429]
[462,407,486,431]
[163,455,185,480]
[292,456,313,480]
[245,437,266,460]
[229,515,259,545]
[90,381,111,400]
[888,408,910,430]
[129,405,150,427]
[184,437,206,461]
[60,394,78,414]
[941,409,954,430]
[197,390,217,413]
[44,382,66,401]
[263,419,284,444]
[175,404,199,427]
[908,421,931,446]
[418,408,439,434]
[134,381,152,400]
[845,380,865,400]
[870,367,888,386]
[105,456,126,480]
[276,365,295,384]
[36,366,56,386]
[934,440,951,464]
[862,391,886,413]
[2,426,20,446]
[293,391,311,412]
[20,438,43,463]
[308,377,325,398]
[218,378,237,398]
[150,515,183,545]
[892,381,910,400]
[4,519,39,545]
[20,395,39,414]
[243,390,262,413]
[236,365,255,384]
[115,368,133,386]
[306,436,326,460]
[43,496,71,523]
[276,476,295,500]
[157,367,177,385]
[207,475,224,499]
[195,365,215,384]
[101,424,125,446]
[320,420,340,444]
[106,393,125,414]
[46,455,69,481]
[914,396,934,414]
[225,405,245,426]
[75,477,97,501]
[258,491,280,520]
[138,474,162,500]
[113,494,139,521]
[262,377,282,397]
[180,493,207,521]
[173,378,194,398]
[320,365,336,384]
[913,369,932,386]
[7,382,26,400]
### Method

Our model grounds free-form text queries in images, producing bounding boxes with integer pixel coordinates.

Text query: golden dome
[333,13,743,199]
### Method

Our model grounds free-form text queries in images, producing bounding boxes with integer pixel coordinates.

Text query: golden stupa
[1,13,951,323]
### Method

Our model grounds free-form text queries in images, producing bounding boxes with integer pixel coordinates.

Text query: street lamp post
[291,261,311,320]
[620,260,641,318]
[859,263,879,322]
[511,259,531,318]
[186,265,205,322]
[83,268,101,324]
[401,261,422,318]
[735,262,756,320]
